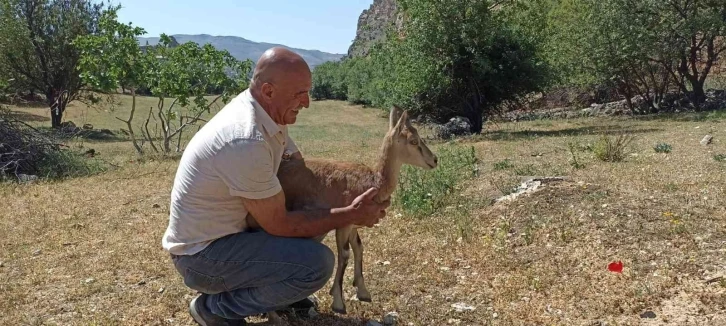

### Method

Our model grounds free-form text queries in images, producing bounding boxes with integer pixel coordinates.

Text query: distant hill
[137,34,344,68]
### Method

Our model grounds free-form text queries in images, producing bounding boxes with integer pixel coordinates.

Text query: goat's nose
[434,156,438,164]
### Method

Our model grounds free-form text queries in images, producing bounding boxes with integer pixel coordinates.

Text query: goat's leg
[330,226,352,314]
[349,228,371,302]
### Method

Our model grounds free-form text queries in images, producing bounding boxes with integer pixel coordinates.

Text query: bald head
[249,47,312,125]
[251,47,310,87]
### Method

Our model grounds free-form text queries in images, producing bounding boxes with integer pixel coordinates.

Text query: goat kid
[272,105,438,317]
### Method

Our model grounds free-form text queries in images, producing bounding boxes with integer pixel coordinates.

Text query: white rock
[701,135,713,146]
[84,278,95,284]
[451,302,476,312]
[383,312,399,325]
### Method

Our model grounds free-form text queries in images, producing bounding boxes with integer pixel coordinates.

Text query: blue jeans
[171,230,335,319]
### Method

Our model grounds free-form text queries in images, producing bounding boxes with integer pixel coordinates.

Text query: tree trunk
[47,91,62,128]
[690,80,706,107]
[467,110,484,134]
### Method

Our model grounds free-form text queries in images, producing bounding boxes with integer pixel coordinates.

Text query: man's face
[264,69,312,125]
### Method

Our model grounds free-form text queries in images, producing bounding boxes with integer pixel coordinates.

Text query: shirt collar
[244,89,282,138]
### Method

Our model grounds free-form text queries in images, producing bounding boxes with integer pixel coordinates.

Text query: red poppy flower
[608,261,623,273]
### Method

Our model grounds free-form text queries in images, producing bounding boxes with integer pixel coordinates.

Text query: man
[162,47,390,325]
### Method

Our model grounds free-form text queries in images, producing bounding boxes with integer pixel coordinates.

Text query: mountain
[137,34,345,68]
[347,0,403,58]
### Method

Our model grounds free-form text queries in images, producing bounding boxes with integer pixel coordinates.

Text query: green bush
[393,144,478,218]
[36,148,107,179]
[714,154,726,162]
[654,142,672,153]
[593,134,634,162]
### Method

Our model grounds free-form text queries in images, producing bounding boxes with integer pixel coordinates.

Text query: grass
[1,94,726,325]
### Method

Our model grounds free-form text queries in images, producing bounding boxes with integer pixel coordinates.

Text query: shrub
[654,143,672,153]
[714,154,726,162]
[393,144,478,218]
[493,159,514,170]
[0,107,107,181]
[593,134,635,162]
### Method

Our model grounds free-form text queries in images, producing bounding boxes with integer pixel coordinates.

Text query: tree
[383,0,551,133]
[0,0,107,128]
[75,7,253,155]
[646,0,726,105]
[74,5,150,153]
[529,0,725,110]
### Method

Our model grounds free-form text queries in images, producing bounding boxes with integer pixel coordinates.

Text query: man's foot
[274,295,319,319]
[189,293,247,326]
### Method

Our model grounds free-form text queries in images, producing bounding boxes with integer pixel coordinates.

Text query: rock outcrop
[347,0,402,58]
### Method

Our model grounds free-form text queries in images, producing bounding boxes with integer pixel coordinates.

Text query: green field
[1,95,726,325]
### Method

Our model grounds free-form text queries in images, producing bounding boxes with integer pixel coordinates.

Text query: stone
[367,321,383,326]
[451,302,476,312]
[701,135,713,146]
[18,174,38,184]
[640,311,656,319]
[383,312,399,325]
[435,116,472,140]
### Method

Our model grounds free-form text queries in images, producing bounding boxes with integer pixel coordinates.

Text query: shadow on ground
[475,125,664,142]
[631,109,726,122]
[6,109,50,122]
[247,312,369,326]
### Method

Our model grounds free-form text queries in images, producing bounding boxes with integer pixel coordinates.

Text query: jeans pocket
[184,267,228,294]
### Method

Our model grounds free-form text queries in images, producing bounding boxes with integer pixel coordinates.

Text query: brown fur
[267,106,437,319]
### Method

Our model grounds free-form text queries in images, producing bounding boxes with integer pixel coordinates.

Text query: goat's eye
[410,139,418,145]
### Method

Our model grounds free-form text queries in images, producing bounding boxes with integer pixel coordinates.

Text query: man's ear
[260,83,274,101]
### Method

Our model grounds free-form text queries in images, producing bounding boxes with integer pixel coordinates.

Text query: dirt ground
[1,99,725,325]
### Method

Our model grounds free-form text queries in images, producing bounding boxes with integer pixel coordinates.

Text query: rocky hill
[137,34,344,68]
[347,0,403,58]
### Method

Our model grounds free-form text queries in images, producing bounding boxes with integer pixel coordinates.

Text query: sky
[113,0,374,54]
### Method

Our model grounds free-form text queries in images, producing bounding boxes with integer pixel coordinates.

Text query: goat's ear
[395,110,410,132]
[389,105,402,129]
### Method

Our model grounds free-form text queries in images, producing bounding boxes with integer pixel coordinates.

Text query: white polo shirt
[162,89,298,256]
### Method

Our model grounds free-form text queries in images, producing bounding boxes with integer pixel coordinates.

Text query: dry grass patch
[1,100,725,325]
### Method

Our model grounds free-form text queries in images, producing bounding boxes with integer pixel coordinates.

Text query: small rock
[382,261,391,266]
[640,311,656,319]
[153,203,161,208]
[451,302,476,312]
[367,321,383,326]
[84,278,95,284]
[0,261,4,267]
[158,287,165,293]
[383,312,399,325]
[18,174,38,184]
[32,249,42,256]
[701,135,713,146]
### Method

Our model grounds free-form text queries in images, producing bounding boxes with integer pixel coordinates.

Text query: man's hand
[348,187,390,227]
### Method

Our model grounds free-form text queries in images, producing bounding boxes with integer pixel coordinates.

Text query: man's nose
[301,92,310,108]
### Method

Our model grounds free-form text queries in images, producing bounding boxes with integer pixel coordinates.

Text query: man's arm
[241,188,383,238]
[213,139,387,238]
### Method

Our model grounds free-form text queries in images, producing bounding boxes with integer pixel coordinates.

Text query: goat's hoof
[331,304,347,315]
[357,295,372,302]
[356,288,372,302]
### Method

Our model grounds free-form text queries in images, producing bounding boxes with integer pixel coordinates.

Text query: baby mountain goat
[276,105,438,315]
